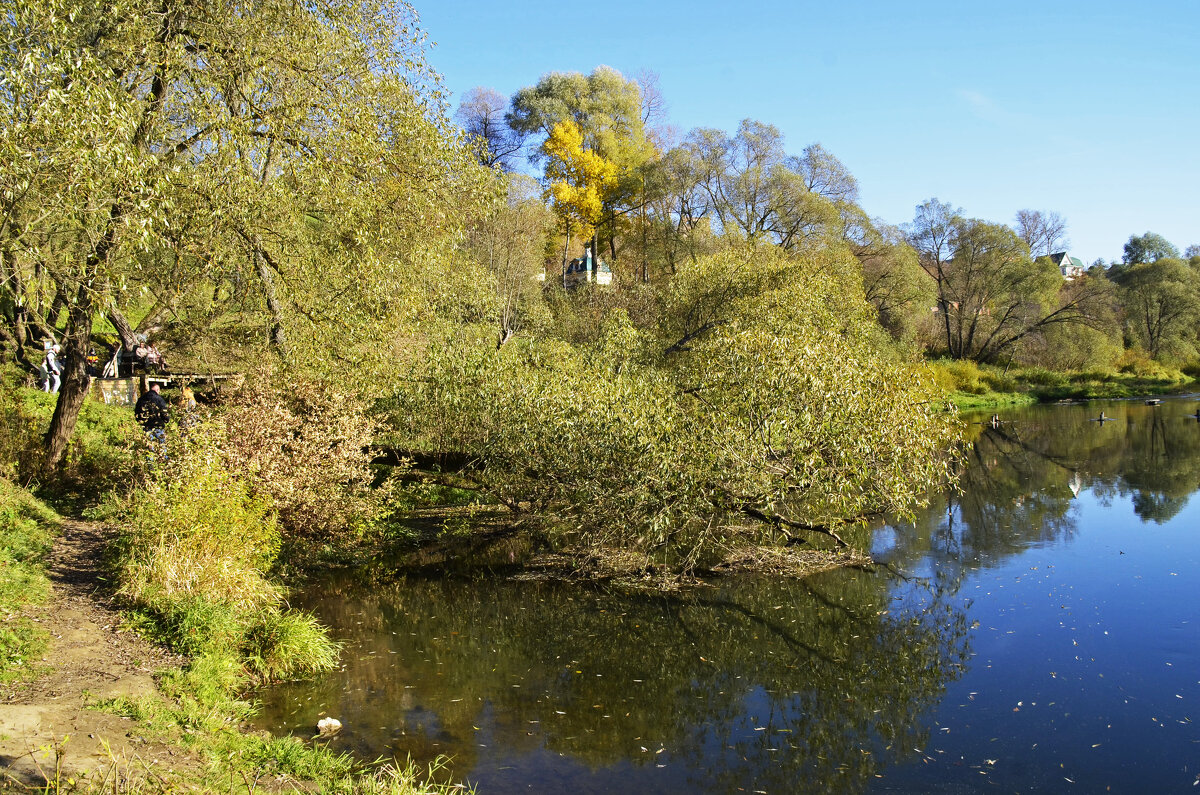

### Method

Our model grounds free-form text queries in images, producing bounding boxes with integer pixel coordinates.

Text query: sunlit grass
[0,478,57,682]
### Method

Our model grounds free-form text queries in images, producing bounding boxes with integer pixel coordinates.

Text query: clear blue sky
[419,0,1199,264]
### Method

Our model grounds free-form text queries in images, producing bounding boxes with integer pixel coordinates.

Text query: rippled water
[254,400,1200,792]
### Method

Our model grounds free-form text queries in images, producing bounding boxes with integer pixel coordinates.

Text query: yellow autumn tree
[542,121,618,259]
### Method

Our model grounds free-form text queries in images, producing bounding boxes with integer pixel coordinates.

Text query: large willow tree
[1,0,488,466]
[402,243,961,567]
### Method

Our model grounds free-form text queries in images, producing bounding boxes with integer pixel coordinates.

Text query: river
[253,400,1200,792]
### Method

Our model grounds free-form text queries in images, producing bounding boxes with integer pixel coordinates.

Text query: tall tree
[683,121,845,251]
[1117,259,1200,359]
[541,121,619,271]
[908,204,1116,362]
[462,175,553,347]
[854,222,934,340]
[455,87,522,170]
[508,67,653,270]
[2,0,486,466]
[1123,232,1180,264]
[1014,209,1069,257]
[905,199,962,352]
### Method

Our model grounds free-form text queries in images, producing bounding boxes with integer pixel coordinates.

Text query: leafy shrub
[401,248,961,566]
[979,368,1019,393]
[242,609,340,681]
[928,359,987,394]
[116,429,281,613]
[219,374,401,542]
[1015,367,1064,387]
[113,427,337,684]
[1116,349,1184,380]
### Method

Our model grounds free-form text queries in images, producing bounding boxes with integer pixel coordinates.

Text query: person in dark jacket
[134,382,170,440]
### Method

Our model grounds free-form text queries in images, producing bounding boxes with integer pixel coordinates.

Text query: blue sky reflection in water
[253,401,1200,792]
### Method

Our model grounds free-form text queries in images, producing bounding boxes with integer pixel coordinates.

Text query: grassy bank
[929,359,1197,411]
[93,429,471,791]
[0,479,57,684]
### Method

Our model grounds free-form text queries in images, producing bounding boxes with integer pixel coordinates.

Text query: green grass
[0,478,57,683]
[92,688,471,793]
[950,391,1039,411]
[929,358,1197,411]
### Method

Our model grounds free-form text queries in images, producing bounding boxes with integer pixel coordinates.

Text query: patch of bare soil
[0,519,199,789]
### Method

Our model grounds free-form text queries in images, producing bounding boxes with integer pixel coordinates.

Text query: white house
[1048,252,1086,280]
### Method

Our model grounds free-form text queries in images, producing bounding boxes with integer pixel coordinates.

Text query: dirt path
[0,519,200,788]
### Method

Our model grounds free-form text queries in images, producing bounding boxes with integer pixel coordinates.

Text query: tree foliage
[907,202,1116,363]
[1123,232,1180,265]
[461,175,554,347]
[542,121,619,241]
[1,0,489,465]
[680,121,848,250]
[1116,258,1200,360]
[398,245,959,566]
[508,67,654,270]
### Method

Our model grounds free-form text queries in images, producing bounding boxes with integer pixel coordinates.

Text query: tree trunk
[44,285,94,468]
[135,297,174,338]
[0,323,18,364]
[34,261,45,318]
[47,287,68,330]
[607,207,617,267]
[561,222,571,287]
[108,306,140,353]
[254,244,287,352]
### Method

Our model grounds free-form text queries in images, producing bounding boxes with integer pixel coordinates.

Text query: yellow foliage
[542,121,618,237]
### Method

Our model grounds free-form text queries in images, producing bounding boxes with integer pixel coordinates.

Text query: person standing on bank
[42,344,61,393]
[135,382,171,442]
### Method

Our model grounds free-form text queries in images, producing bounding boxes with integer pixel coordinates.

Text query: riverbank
[0,484,472,793]
[931,359,1198,411]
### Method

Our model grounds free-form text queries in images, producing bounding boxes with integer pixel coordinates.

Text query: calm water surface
[255,401,1200,792]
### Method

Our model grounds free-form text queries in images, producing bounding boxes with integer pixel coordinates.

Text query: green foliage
[116,430,280,613]
[929,359,1004,395]
[509,66,650,170]
[908,203,1117,364]
[1117,259,1200,361]
[0,378,143,492]
[398,246,960,566]
[461,174,555,346]
[1019,319,1122,371]
[94,692,471,793]
[676,122,850,250]
[1123,231,1180,264]
[242,609,341,682]
[0,478,57,682]
[112,427,337,686]
[509,66,654,264]
[930,357,1193,406]
[858,222,936,342]
[2,0,493,466]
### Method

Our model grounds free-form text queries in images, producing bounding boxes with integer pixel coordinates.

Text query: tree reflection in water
[879,402,1200,578]
[257,569,969,792]
[255,402,1200,792]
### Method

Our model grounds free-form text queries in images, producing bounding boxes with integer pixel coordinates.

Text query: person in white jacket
[42,344,62,393]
